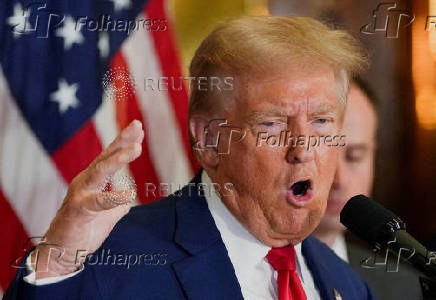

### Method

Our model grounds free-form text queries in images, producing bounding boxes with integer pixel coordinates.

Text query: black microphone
[340,194,436,278]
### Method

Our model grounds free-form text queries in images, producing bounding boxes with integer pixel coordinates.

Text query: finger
[82,190,135,212]
[99,120,144,163]
[93,120,144,167]
[85,142,142,189]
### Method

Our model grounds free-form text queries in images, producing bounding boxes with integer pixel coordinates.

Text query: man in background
[313,79,422,299]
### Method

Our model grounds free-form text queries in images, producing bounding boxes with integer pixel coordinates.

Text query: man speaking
[5,16,374,300]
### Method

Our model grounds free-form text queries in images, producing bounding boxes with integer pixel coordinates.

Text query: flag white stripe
[0,67,67,237]
[121,20,192,186]
[94,94,119,150]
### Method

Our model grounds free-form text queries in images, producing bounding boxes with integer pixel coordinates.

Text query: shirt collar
[331,234,349,262]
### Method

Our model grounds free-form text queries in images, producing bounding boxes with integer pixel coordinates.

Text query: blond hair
[188,16,368,145]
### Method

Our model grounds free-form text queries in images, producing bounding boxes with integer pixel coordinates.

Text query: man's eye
[260,121,287,127]
[346,149,365,162]
[313,118,328,124]
[346,154,363,163]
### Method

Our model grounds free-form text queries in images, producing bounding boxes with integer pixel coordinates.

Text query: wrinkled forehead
[229,65,342,116]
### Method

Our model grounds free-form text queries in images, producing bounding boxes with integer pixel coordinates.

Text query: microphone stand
[379,219,436,300]
[420,277,436,300]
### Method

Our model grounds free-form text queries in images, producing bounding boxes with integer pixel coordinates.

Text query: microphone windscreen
[340,194,398,244]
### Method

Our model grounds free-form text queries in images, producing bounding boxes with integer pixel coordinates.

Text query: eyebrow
[246,110,288,123]
[246,102,339,124]
[347,143,369,151]
[309,103,338,115]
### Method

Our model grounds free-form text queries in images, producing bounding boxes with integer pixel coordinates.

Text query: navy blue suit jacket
[5,172,375,300]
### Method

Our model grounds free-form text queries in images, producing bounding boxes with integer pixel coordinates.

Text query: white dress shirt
[202,171,321,300]
[331,234,349,263]
[24,170,321,300]
[24,254,83,285]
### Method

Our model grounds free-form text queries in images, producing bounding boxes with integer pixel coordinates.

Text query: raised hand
[32,120,144,279]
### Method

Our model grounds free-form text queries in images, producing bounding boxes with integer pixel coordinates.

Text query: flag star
[50,79,80,114]
[110,0,131,12]
[98,32,110,59]
[7,3,32,38]
[55,15,84,50]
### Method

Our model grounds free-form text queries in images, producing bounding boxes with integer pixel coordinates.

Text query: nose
[286,143,314,164]
[286,121,314,164]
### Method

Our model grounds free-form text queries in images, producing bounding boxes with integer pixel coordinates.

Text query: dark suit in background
[346,233,423,300]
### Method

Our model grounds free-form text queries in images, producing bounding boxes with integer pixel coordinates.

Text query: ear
[189,115,220,169]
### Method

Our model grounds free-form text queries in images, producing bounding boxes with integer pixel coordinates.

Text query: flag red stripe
[110,51,161,204]
[52,122,103,183]
[0,187,31,291]
[145,0,200,173]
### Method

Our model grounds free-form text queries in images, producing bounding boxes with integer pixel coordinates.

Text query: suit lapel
[172,242,245,300]
[172,170,244,300]
[302,236,343,300]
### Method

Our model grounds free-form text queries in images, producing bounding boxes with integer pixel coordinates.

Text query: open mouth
[286,179,314,205]
[290,180,311,197]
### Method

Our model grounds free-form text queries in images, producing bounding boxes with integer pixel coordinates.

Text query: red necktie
[266,245,307,300]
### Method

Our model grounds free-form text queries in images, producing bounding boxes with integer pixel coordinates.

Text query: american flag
[0,0,199,294]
